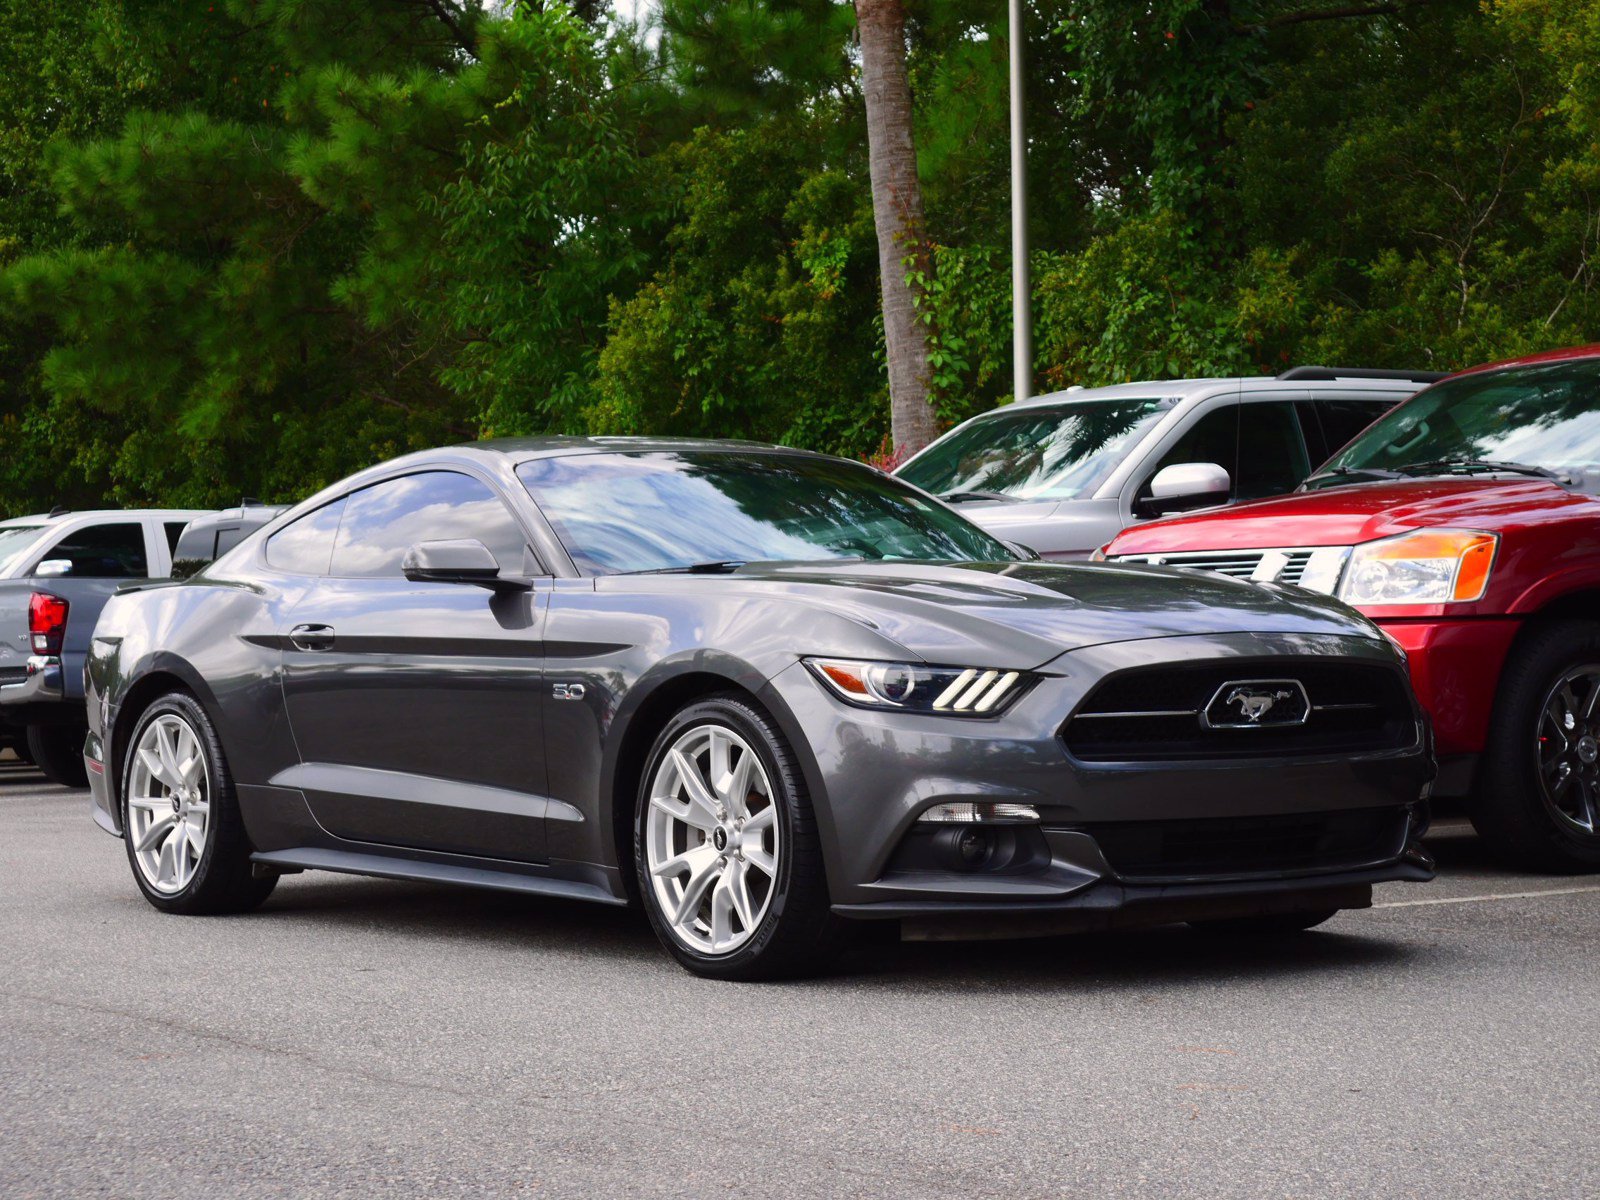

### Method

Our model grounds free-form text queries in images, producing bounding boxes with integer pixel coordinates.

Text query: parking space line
[1374,885,1600,909]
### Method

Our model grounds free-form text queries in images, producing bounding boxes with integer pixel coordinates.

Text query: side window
[1235,402,1312,500]
[164,522,187,556]
[330,472,527,580]
[1306,399,1396,464]
[265,499,346,576]
[1146,404,1240,496]
[38,523,149,578]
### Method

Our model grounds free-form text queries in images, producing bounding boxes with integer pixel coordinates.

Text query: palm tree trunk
[856,0,938,455]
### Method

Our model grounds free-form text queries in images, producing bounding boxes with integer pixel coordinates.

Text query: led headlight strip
[805,658,1028,715]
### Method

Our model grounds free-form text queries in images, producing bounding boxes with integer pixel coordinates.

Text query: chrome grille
[1111,546,1347,592]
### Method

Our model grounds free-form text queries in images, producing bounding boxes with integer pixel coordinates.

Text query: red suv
[1102,346,1600,870]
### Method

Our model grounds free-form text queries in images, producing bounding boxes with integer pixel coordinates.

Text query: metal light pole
[1008,0,1032,404]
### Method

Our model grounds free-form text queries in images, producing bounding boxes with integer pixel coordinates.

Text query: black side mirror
[402,540,528,591]
[1005,541,1041,561]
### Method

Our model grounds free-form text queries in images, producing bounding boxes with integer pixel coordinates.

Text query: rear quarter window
[265,499,346,576]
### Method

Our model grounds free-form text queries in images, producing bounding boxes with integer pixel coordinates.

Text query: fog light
[933,826,995,871]
[918,801,1039,824]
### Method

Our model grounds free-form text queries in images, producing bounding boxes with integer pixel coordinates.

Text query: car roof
[463,435,817,463]
[1012,373,1422,410]
[1447,343,1600,378]
[0,508,210,529]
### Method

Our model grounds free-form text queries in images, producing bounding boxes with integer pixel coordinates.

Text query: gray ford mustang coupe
[84,439,1435,979]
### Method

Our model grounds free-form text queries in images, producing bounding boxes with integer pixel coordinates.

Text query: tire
[1188,908,1340,936]
[26,723,88,788]
[120,692,275,915]
[634,694,844,980]
[1471,619,1600,872]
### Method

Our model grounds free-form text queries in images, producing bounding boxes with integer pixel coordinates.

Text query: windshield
[1314,358,1600,488]
[0,525,43,574]
[516,451,1014,575]
[897,398,1173,502]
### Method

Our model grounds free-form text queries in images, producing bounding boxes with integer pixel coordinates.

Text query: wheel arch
[602,663,823,901]
[108,658,222,811]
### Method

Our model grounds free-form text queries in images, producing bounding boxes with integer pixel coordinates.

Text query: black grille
[1080,808,1406,880]
[1062,660,1414,762]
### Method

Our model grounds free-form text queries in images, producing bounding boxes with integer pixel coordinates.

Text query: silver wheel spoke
[673,856,723,926]
[136,815,177,853]
[650,792,715,833]
[138,747,181,793]
[726,861,757,931]
[645,722,781,956]
[671,749,722,823]
[127,713,211,895]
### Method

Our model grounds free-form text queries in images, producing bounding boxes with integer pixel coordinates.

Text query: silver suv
[896,368,1441,558]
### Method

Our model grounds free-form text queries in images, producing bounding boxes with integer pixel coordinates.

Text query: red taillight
[29,592,68,655]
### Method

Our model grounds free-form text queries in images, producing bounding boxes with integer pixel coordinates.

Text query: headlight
[1337,529,1497,606]
[805,658,1029,715]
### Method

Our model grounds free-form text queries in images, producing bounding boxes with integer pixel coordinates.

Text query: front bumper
[765,630,1436,921]
[84,727,116,835]
[1377,617,1518,760]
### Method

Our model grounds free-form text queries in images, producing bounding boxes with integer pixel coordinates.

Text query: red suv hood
[1108,478,1592,554]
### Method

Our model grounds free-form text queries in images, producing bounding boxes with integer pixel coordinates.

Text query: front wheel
[635,695,843,980]
[1472,619,1600,872]
[121,692,275,915]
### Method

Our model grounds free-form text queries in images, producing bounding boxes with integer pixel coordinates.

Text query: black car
[84,439,1435,979]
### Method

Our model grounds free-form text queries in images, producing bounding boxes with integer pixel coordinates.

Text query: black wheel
[120,692,275,914]
[26,723,88,788]
[634,694,844,980]
[1472,619,1600,871]
[1188,908,1340,936]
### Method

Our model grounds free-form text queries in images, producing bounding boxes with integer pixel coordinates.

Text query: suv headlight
[805,658,1030,715]
[1337,529,1497,606]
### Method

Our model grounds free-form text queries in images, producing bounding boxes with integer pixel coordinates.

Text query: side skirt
[250,847,629,907]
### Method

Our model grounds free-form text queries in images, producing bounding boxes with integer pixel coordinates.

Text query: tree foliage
[2,0,1599,509]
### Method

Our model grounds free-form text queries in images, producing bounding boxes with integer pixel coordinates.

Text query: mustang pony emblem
[1225,685,1295,723]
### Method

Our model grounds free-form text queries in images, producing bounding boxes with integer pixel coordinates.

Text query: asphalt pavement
[2,756,1596,1198]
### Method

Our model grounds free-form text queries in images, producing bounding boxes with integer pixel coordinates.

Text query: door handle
[289,623,335,652]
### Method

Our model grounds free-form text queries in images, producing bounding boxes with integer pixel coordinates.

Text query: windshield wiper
[940,490,1013,503]
[625,560,749,575]
[1304,465,1407,486]
[1396,458,1569,483]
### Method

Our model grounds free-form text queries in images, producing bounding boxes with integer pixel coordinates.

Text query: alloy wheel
[1536,665,1600,837]
[645,723,780,955]
[127,713,211,894]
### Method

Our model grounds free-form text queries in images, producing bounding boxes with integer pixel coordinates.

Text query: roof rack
[1276,366,1449,384]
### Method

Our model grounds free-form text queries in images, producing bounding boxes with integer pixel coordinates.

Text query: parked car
[1102,345,1600,870]
[84,438,1433,979]
[896,367,1437,558]
[0,507,209,785]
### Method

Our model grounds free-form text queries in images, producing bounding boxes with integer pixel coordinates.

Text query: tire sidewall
[634,699,800,976]
[1482,620,1600,870]
[121,694,222,911]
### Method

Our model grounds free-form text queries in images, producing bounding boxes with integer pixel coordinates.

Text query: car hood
[711,560,1381,669]
[1107,479,1596,555]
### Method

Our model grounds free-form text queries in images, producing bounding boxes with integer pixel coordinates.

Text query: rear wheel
[121,692,275,914]
[635,695,843,980]
[1188,908,1340,936]
[1472,619,1600,872]
[26,723,87,788]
